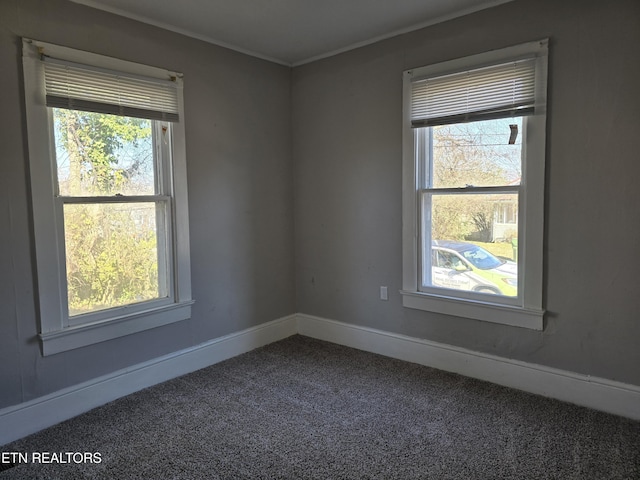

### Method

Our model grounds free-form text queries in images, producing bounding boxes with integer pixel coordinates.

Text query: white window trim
[401,40,548,330]
[22,39,193,355]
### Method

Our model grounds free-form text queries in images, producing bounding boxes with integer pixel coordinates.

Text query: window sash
[420,185,521,195]
[417,119,523,305]
[56,195,176,326]
[55,118,175,327]
[417,188,522,305]
[59,195,171,203]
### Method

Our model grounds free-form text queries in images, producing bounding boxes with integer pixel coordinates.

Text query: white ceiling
[70,0,514,66]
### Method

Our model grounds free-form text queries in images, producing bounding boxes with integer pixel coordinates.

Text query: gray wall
[292,0,640,385]
[0,0,295,409]
[2,0,639,413]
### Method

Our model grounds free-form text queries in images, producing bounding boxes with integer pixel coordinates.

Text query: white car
[430,241,518,296]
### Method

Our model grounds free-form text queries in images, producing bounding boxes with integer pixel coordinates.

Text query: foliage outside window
[401,40,548,329]
[22,39,192,355]
[55,110,165,316]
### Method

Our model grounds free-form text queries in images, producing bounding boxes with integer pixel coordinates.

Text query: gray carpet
[2,335,639,479]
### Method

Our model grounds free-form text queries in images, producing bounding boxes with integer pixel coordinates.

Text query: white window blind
[43,57,180,122]
[410,58,536,127]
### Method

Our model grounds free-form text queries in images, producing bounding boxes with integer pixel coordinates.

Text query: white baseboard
[3,312,638,446]
[296,313,640,421]
[0,315,297,446]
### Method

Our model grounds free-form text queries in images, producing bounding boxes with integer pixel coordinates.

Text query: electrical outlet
[380,286,388,301]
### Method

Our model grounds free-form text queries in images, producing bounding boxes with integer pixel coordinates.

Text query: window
[401,40,548,329]
[22,39,192,355]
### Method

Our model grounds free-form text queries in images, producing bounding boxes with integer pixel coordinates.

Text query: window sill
[400,290,543,330]
[39,301,194,356]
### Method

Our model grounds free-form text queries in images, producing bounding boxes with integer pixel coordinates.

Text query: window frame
[22,39,193,355]
[401,40,548,330]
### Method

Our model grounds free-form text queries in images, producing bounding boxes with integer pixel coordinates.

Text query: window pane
[53,109,155,196]
[64,202,167,316]
[431,117,522,188]
[423,193,518,297]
